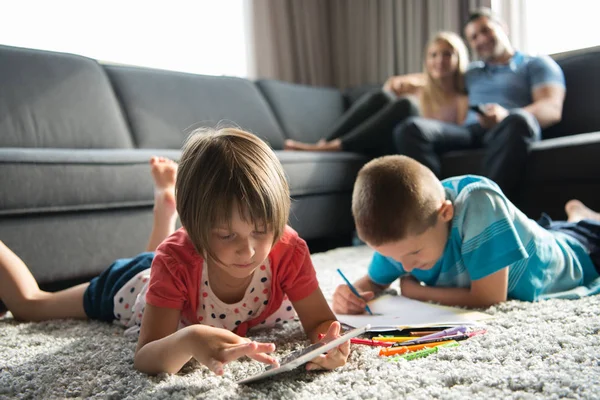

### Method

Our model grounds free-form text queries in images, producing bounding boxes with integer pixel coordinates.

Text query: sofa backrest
[0,45,133,149]
[105,66,287,149]
[542,48,600,139]
[256,80,346,144]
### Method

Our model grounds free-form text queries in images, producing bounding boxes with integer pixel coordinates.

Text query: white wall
[0,0,249,77]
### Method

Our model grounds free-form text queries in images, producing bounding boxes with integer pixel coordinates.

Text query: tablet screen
[237,324,370,384]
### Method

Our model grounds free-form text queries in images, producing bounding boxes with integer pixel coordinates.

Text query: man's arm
[400,267,508,308]
[523,84,565,129]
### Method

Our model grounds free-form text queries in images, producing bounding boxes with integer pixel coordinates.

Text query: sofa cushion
[276,151,367,197]
[105,66,286,149]
[256,80,346,144]
[0,148,180,216]
[441,131,600,184]
[0,45,132,149]
[542,49,600,139]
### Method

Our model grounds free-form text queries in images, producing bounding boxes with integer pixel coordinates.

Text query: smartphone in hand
[469,104,486,115]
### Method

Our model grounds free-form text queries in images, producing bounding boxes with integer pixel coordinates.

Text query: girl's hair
[419,31,469,116]
[175,127,290,262]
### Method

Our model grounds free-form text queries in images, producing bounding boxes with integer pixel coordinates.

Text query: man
[393,8,566,200]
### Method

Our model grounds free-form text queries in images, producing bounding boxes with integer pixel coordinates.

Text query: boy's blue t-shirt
[462,51,566,126]
[368,175,599,302]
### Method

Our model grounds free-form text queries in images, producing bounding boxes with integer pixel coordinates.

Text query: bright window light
[524,0,599,55]
[0,0,249,77]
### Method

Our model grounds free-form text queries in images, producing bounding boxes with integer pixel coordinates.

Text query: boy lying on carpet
[333,155,600,313]
[0,128,350,376]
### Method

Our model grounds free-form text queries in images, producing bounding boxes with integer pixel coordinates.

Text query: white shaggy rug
[1,245,600,399]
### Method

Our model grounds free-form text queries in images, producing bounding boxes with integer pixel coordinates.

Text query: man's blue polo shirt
[463,51,565,126]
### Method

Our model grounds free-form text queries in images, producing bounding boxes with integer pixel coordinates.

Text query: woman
[284,31,470,157]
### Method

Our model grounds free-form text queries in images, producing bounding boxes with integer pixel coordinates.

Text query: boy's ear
[438,200,454,222]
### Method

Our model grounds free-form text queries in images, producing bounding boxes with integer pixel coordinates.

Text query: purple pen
[400,326,469,346]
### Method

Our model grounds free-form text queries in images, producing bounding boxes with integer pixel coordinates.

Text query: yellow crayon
[371,336,415,343]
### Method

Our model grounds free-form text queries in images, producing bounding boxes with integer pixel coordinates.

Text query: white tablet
[237,324,371,384]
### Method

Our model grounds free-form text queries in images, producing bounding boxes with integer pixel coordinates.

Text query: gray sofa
[1,44,599,288]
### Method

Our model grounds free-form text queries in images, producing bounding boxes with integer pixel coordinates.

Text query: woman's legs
[0,157,179,322]
[284,90,393,152]
[340,97,420,157]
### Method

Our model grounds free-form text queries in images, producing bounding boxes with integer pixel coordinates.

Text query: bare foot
[565,199,600,223]
[150,157,178,221]
[284,139,342,152]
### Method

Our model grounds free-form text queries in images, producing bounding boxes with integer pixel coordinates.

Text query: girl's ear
[439,200,454,222]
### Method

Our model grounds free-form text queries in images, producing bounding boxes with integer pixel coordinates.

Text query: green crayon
[387,341,460,362]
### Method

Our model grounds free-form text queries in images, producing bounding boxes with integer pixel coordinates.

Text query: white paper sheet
[335,294,492,331]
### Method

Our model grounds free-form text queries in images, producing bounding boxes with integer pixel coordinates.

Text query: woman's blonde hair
[176,127,290,262]
[419,31,469,116]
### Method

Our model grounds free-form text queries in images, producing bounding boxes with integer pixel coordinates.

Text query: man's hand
[305,321,350,371]
[332,284,375,315]
[477,103,510,129]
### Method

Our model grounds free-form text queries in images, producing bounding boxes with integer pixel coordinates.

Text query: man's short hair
[465,7,504,30]
[352,155,445,246]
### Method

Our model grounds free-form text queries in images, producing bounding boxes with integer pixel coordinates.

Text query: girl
[284,31,470,157]
[0,128,349,376]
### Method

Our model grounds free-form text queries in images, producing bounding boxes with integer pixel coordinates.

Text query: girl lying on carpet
[0,128,350,376]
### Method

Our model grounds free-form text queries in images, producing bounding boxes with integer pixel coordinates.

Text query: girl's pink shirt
[145,225,319,336]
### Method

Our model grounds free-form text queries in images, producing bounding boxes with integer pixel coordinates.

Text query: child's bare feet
[150,157,178,222]
[565,199,600,223]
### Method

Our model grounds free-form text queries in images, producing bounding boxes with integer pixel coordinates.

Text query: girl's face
[207,204,275,281]
[425,40,458,81]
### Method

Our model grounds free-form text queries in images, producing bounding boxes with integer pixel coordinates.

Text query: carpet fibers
[1,246,599,399]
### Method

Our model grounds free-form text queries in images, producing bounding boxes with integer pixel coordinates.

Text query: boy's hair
[176,127,290,262]
[352,155,445,246]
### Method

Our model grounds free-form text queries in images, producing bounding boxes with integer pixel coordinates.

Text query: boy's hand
[399,275,422,298]
[305,321,350,371]
[332,284,375,314]
[188,326,278,375]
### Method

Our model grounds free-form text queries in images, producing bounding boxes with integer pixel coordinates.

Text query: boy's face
[370,201,453,272]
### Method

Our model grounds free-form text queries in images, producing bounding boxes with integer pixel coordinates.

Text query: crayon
[350,338,393,347]
[371,336,415,343]
[387,341,460,361]
[337,268,373,315]
[379,340,456,357]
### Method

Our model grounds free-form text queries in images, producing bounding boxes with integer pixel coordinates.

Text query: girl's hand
[188,326,278,375]
[305,321,350,371]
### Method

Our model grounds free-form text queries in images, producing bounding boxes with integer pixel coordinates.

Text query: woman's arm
[456,94,470,125]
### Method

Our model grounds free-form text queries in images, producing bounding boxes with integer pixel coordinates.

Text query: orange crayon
[379,340,456,357]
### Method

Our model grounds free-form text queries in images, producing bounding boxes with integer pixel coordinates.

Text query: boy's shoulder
[441,175,504,202]
[442,175,510,221]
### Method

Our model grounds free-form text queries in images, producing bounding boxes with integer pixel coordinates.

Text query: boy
[332,155,600,313]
